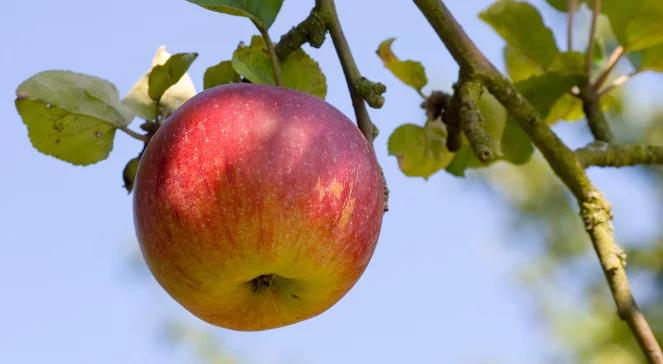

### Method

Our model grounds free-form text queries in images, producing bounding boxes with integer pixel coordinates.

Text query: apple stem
[254,21,283,87]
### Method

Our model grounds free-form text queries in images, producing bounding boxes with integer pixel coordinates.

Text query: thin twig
[316,0,376,142]
[598,70,640,97]
[254,21,283,87]
[593,46,625,90]
[119,126,149,142]
[567,0,576,51]
[585,0,602,84]
[413,0,663,361]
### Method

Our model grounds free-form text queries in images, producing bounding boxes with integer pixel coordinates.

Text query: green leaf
[231,36,275,84]
[501,119,534,164]
[388,122,453,179]
[548,51,585,75]
[203,60,240,89]
[232,36,327,98]
[123,156,141,193]
[15,70,130,165]
[603,0,663,51]
[185,0,283,29]
[376,38,428,93]
[641,44,663,72]
[480,0,559,68]
[504,46,545,82]
[148,52,198,101]
[545,0,586,12]
[280,50,327,99]
[123,46,198,121]
[16,70,131,128]
[515,72,584,117]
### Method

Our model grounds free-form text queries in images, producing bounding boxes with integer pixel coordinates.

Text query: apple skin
[133,84,384,331]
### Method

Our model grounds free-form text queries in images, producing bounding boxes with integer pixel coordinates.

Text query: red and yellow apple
[133,84,384,330]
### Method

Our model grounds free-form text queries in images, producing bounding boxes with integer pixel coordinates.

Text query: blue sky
[2,1,661,363]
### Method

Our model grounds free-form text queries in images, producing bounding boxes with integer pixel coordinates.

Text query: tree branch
[456,76,495,162]
[580,86,615,142]
[413,0,663,361]
[316,0,384,142]
[577,143,663,167]
[275,9,327,61]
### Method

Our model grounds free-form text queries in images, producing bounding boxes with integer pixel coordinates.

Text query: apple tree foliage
[12,0,663,360]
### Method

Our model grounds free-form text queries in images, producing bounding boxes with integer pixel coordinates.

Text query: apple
[133,84,385,331]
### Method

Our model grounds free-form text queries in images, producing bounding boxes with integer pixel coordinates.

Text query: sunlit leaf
[232,35,327,98]
[203,60,240,89]
[603,0,663,51]
[232,36,274,84]
[185,0,283,29]
[546,93,583,123]
[148,52,198,101]
[480,0,559,68]
[281,50,327,99]
[640,44,663,72]
[376,38,428,93]
[388,122,453,179]
[504,46,545,82]
[123,46,198,121]
[15,70,129,165]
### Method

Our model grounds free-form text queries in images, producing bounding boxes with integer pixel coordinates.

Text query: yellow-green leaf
[504,46,545,82]
[603,0,663,51]
[640,44,663,72]
[14,70,130,165]
[15,99,116,165]
[480,0,559,68]
[548,51,585,76]
[376,38,427,93]
[388,122,453,179]
[204,60,240,89]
